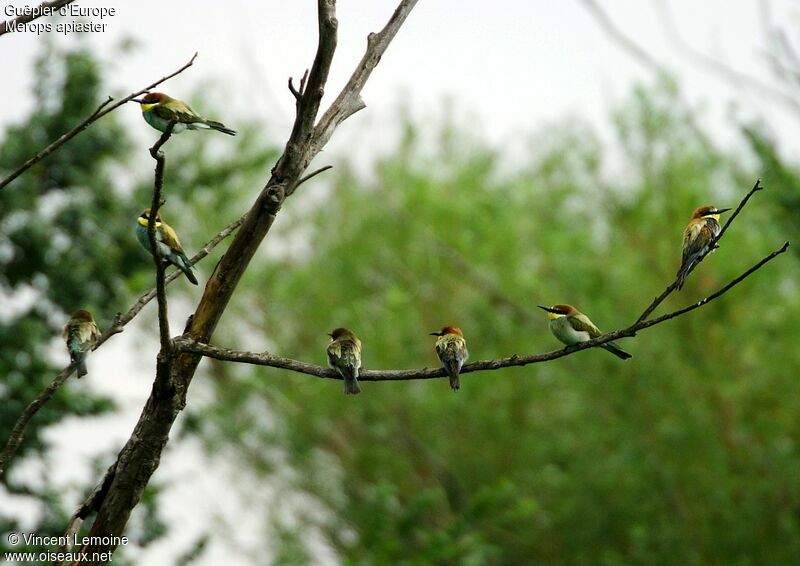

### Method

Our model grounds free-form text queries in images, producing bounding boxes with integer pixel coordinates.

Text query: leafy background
[2,34,800,565]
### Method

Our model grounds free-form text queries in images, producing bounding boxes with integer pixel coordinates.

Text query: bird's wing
[158,222,185,253]
[339,340,361,369]
[681,219,714,265]
[569,313,602,338]
[437,335,467,360]
[154,99,201,124]
[328,340,360,371]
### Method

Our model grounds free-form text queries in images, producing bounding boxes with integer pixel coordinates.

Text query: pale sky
[3,1,799,564]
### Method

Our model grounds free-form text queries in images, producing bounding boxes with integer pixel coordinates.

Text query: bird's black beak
[537,305,557,313]
[131,98,145,104]
[715,207,732,214]
[327,333,334,338]
[429,331,441,336]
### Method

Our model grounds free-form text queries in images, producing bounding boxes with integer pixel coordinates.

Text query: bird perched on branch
[327,327,362,395]
[538,304,632,360]
[136,208,198,285]
[676,205,731,290]
[63,310,101,378]
[132,92,236,136]
[430,326,469,391]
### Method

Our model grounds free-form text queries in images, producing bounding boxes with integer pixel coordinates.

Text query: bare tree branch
[306,0,419,191]
[296,164,333,186]
[637,179,764,323]
[147,127,174,354]
[174,241,789,382]
[654,0,800,116]
[581,0,662,71]
[77,3,419,560]
[0,212,244,475]
[579,0,719,151]
[0,52,198,191]
[0,0,74,36]
[147,126,176,399]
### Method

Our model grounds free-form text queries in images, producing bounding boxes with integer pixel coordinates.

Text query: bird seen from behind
[63,310,102,378]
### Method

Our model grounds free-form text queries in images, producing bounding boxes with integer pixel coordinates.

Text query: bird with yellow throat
[133,92,236,136]
[538,304,632,360]
[136,208,198,285]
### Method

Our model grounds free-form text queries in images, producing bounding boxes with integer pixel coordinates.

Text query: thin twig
[579,0,718,152]
[308,0,419,180]
[174,240,789,382]
[0,52,198,191]
[0,0,74,36]
[637,179,763,323]
[74,1,418,557]
[147,125,175,354]
[0,213,244,475]
[715,179,763,243]
[288,69,309,102]
[296,164,333,187]
[654,0,800,116]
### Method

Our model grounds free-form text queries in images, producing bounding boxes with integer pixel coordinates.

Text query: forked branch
[637,179,764,323]
[0,52,197,191]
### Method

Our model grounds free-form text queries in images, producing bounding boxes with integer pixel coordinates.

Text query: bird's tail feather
[69,341,88,378]
[174,252,198,285]
[445,360,461,391]
[343,376,361,395]
[182,266,199,285]
[205,120,236,136]
[675,264,690,290]
[76,357,88,378]
[602,342,632,360]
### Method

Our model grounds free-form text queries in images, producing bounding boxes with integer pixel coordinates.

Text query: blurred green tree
[191,82,800,564]
[0,42,138,539]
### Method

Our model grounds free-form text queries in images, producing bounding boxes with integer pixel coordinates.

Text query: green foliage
[0,42,278,557]
[197,82,800,563]
[0,43,136,472]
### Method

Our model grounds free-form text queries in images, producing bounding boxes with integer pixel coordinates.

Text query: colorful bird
[676,205,731,290]
[136,208,198,285]
[430,326,469,391]
[63,310,101,378]
[538,304,632,360]
[132,92,236,136]
[327,327,362,395]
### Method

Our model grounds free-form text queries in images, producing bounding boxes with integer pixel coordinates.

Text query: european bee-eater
[63,310,101,378]
[538,304,632,360]
[132,92,236,136]
[327,327,362,395]
[676,205,731,290]
[430,326,469,391]
[136,208,199,285]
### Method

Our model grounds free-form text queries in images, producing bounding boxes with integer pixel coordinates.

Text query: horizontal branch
[174,240,789,384]
[0,52,198,191]
[0,211,244,475]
